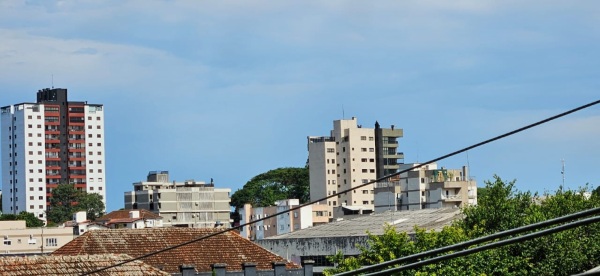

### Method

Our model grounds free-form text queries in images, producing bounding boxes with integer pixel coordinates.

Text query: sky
[1,0,599,212]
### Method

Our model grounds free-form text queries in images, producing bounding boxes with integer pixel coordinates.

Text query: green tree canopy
[230,167,309,209]
[325,176,600,276]
[47,184,105,224]
[0,211,44,227]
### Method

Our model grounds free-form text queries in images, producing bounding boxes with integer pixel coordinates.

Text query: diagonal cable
[80,99,600,275]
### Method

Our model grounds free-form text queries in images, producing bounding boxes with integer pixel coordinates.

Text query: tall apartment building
[373,163,477,212]
[1,88,106,220]
[124,171,232,228]
[307,117,403,218]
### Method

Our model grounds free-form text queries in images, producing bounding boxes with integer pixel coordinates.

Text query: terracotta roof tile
[96,209,162,222]
[52,228,300,273]
[0,254,169,275]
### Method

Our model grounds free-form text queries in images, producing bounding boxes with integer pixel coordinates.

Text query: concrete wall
[257,236,368,265]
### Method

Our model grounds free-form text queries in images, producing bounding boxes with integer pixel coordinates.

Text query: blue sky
[1,0,599,212]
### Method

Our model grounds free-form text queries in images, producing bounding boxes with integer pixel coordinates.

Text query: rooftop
[0,254,169,275]
[52,228,300,273]
[96,209,162,222]
[266,208,462,239]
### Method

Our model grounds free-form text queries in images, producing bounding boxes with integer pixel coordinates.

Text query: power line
[364,215,600,276]
[81,99,600,275]
[336,206,600,276]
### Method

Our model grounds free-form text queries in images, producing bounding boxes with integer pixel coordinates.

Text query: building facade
[124,171,231,228]
[374,163,477,212]
[0,220,75,255]
[238,199,329,240]
[307,117,403,218]
[1,88,106,220]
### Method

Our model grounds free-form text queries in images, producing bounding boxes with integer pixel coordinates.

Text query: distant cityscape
[0,88,482,274]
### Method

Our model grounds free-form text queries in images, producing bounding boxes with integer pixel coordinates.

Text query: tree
[47,184,105,223]
[230,167,309,209]
[324,176,600,276]
[0,212,44,227]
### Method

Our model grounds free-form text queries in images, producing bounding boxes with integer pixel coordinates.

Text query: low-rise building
[374,163,477,212]
[52,228,301,274]
[124,171,231,228]
[0,220,75,255]
[238,199,329,240]
[257,208,462,273]
[95,209,163,229]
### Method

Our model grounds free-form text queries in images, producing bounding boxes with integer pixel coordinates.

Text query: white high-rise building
[307,117,403,218]
[1,88,106,221]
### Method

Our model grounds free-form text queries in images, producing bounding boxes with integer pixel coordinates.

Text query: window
[360,136,366,140]
[362,179,368,184]
[363,201,369,204]
[88,134,93,138]
[363,190,368,194]
[369,148,374,152]
[97,151,102,155]
[361,158,367,162]
[362,169,367,173]
[98,169,103,173]
[369,136,374,141]
[97,134,101,138]
[370,169,375,173]
[361,148,367,152]
[46,238,58,247]
[370,158,375,162]
[3,238,11,246]
[327,148,334,153]
[88,125,92,129]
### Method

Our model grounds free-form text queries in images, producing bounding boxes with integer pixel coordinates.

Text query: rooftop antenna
[342,104,345,119]
[561,159,565,186]
[51,74,54,88]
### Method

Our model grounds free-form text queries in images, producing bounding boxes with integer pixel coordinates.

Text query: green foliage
[230,167,309,209]
[0,211,44,227]
[47,184,105,223]
[325,175,600,276]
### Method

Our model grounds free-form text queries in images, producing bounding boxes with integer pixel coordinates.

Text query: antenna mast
[561,159,565,186]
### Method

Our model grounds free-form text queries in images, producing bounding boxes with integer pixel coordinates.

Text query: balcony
[309,136,335,143]
[441,195,463,202]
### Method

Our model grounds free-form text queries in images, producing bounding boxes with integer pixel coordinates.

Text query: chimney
[129,210,140,219]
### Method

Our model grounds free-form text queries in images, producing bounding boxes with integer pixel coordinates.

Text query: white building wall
[2,104,47,218]
[84,105,106,206]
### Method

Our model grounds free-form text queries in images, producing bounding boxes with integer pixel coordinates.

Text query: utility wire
[81,99,600,275]
[364,215,600,276]
[336,206,600,276]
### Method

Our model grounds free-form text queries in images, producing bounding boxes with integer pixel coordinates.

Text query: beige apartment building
[238,199,329,240]
[124,171,231,228]
[374,163,477,212]
[307,117,403,218]
[0,220,75,255]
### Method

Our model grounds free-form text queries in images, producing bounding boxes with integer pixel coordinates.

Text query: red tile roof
[0,254,169,275]
[52,228,300,273]
[96,209,162,222]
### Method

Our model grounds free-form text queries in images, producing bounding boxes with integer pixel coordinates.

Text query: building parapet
[177,261,314,276]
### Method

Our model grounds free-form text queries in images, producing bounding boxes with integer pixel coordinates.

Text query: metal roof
[266,208,462,239]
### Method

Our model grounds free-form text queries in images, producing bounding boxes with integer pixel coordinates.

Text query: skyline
[1,1,599,212]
